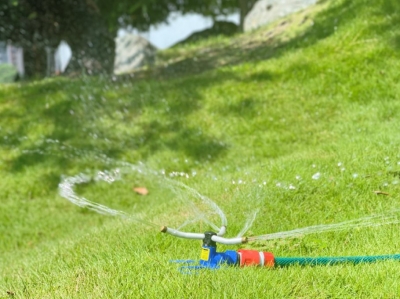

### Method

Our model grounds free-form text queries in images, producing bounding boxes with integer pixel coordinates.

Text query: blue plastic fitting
[199,245,238,268]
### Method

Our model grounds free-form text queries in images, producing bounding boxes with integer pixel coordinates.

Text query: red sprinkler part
[237,249,275,267]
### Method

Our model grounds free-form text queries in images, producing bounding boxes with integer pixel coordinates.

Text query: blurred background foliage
[0,0,256,78]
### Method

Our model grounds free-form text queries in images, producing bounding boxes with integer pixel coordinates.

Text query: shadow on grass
[216,97,261,118]
[2,0,399,194]
[0,72,241,188]
[375,0,400,50]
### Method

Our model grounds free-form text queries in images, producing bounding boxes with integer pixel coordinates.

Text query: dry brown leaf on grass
[133,187,149,195]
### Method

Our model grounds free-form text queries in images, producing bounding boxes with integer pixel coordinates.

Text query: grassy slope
[2,0,400,297]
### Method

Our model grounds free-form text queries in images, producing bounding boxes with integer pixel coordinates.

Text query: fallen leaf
[133,187,149,195]
[373,190,389,196]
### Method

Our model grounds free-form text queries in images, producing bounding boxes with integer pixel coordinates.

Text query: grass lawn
[2,0,400,297]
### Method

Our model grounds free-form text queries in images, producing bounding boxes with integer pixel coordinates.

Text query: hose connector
[237,249,275,267]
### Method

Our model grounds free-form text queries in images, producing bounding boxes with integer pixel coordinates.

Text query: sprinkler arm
[216,225,226,236]
[160,226,248,245]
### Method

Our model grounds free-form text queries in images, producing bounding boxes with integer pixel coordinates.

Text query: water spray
[162,225,400,272]
[59,166,400,272]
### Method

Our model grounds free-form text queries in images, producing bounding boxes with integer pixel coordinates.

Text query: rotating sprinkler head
[161,226,274,272]
[161,225,400,273]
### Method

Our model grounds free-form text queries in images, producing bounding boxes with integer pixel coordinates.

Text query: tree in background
[238,0,257,30]
[96,0,257,34]
[0,0,257,78]
[178,0,257,30]
[0,0,115,77]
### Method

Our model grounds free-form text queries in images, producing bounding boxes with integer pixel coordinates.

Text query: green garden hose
[275,254,400,267]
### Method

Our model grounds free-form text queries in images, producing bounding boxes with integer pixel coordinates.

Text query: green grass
[0,64,17,83]
[2,0,400,297]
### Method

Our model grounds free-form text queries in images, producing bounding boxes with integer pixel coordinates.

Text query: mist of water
[236,210,258,237]
[58,162,228,232]
[59,165,400,241]
[247,211,400,241]
[162,177,227,230]
[59,170,159,228]
[53,143,400,241]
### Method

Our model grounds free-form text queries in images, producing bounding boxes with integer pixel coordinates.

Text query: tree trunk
[239,0,257,32]
[239,0,248,32]
[24,43,47,78]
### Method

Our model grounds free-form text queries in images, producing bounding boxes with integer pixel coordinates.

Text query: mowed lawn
[2,0,400,297]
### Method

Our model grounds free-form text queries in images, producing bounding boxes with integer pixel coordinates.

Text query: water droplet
[352,173,358,178]
[337,162,343,167]
[312,172,321,180]
[289,184,296,190]
[295,175,301,180]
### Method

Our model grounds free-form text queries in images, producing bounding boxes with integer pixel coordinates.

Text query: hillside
[2,0,400,297]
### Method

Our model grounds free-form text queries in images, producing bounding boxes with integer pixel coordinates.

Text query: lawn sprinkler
[161,225,400,272]
[162,225,275,271]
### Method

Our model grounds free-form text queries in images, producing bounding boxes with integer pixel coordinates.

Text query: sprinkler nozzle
[160,226,167,233]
